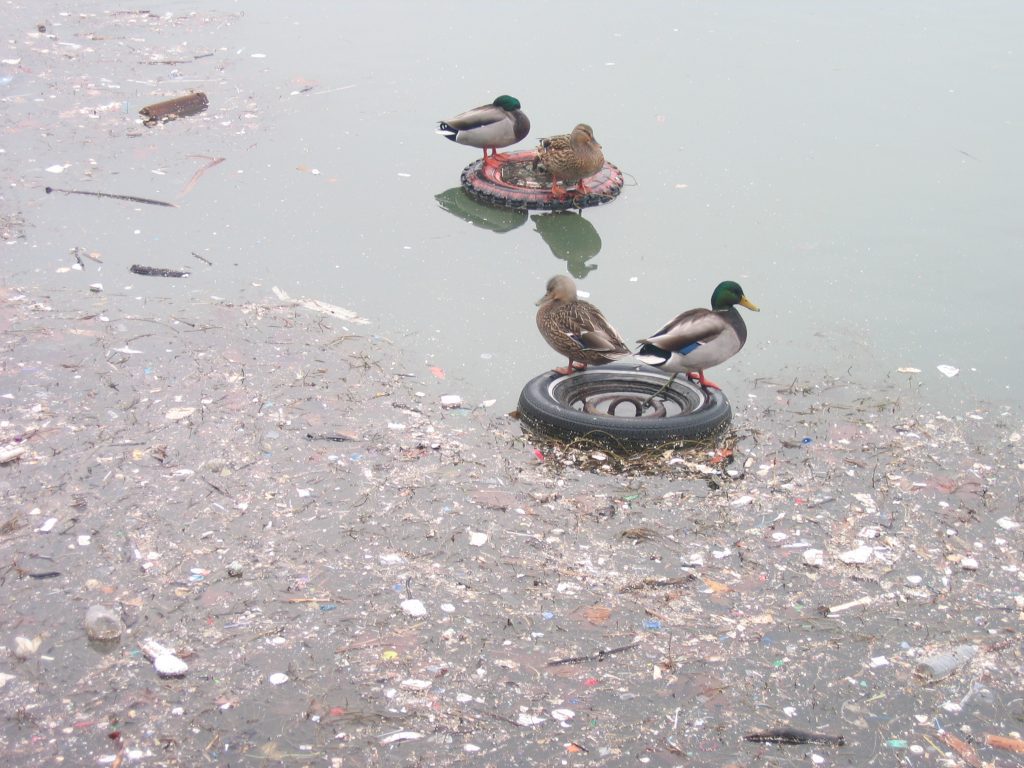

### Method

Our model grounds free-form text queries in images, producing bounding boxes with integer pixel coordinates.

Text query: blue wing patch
[677,341,702,355]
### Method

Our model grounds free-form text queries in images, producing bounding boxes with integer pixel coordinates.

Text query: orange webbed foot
[687,371,721,390]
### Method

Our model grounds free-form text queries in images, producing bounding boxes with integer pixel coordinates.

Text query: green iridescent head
[492,95,522,111]
[711,281,760,312]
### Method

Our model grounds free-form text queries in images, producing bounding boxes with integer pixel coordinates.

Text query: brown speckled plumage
[536,274,628,375]
[534,123,605,197]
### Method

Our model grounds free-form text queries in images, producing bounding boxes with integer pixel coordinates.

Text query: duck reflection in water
[531,211,602,279]
[434,187,527,234]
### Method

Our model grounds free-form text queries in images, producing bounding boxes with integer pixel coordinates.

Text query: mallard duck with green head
[636,281,759,391]
[536,274,629,375]
[533,123,605,199]
[438,95,530,166]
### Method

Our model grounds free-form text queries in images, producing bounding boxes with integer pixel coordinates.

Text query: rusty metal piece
[140,92,209,125]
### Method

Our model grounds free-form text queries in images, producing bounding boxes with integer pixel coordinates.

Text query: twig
[824,595,874,615]
[46,186,177,208]
[938,731,982,767]
[180,156,225,197]
[620,576,692,592]
[547,640,641,667]
[201,478,232,498]
[744,727,845,746]
[336,626,421,655]
[306,432,360,442]
[282,597,344,604]
[130,265,190,278]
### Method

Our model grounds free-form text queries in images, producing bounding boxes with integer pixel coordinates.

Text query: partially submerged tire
[461,150,623,211]
[518,363,732,449]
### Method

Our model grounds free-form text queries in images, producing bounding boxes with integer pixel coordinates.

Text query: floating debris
[45,186,178,208]
[0,445,26,464]
[915,645,977,681]
[130,265,190,278]
[379,731,423,745]
[13,635,42,660]
[140,639,188,678]
[467,530,488,547]
[400,598,426,617]
[140,92,209,125]
[744,727,845,746]
[84,605,123,642]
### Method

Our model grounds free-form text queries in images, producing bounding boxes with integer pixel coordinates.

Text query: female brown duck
[536,275,629,375]
[534,123,605,199]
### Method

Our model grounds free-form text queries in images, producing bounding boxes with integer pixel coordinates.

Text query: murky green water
[4,0,1022,410]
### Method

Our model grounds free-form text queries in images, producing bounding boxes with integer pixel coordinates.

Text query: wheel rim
[547,369,711,419]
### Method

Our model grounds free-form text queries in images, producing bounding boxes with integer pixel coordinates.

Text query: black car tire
[518,363,732,449]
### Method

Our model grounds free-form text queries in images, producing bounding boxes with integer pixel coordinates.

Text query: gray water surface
[4,0,1022,410]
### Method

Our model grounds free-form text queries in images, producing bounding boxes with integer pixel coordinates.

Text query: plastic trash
[84,605,123,642]
[914,645,977,680]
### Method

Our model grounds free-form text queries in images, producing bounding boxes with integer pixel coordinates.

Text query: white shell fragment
[516,712,547,727]
[936,364,960,378]
[400,678,432,691]
[140,638,174,659]
[268,672,289,685]
[851,493,877,514]
[400,598,427,617]
[440,395,462,408]
[153,654,189,678]
[839,545,873,564]
[14,636,42,659]
[0,445,26,463]
[468,530,488,547]
[551,708,575,722]
[803,548,824,567]
[379,731,423,745]
[141,638,188,677]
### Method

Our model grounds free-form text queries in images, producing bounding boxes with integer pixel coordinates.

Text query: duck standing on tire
[437,95,531,167]
[536,275,630,376]
[533,124,605,199]
[636,281,759,394]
